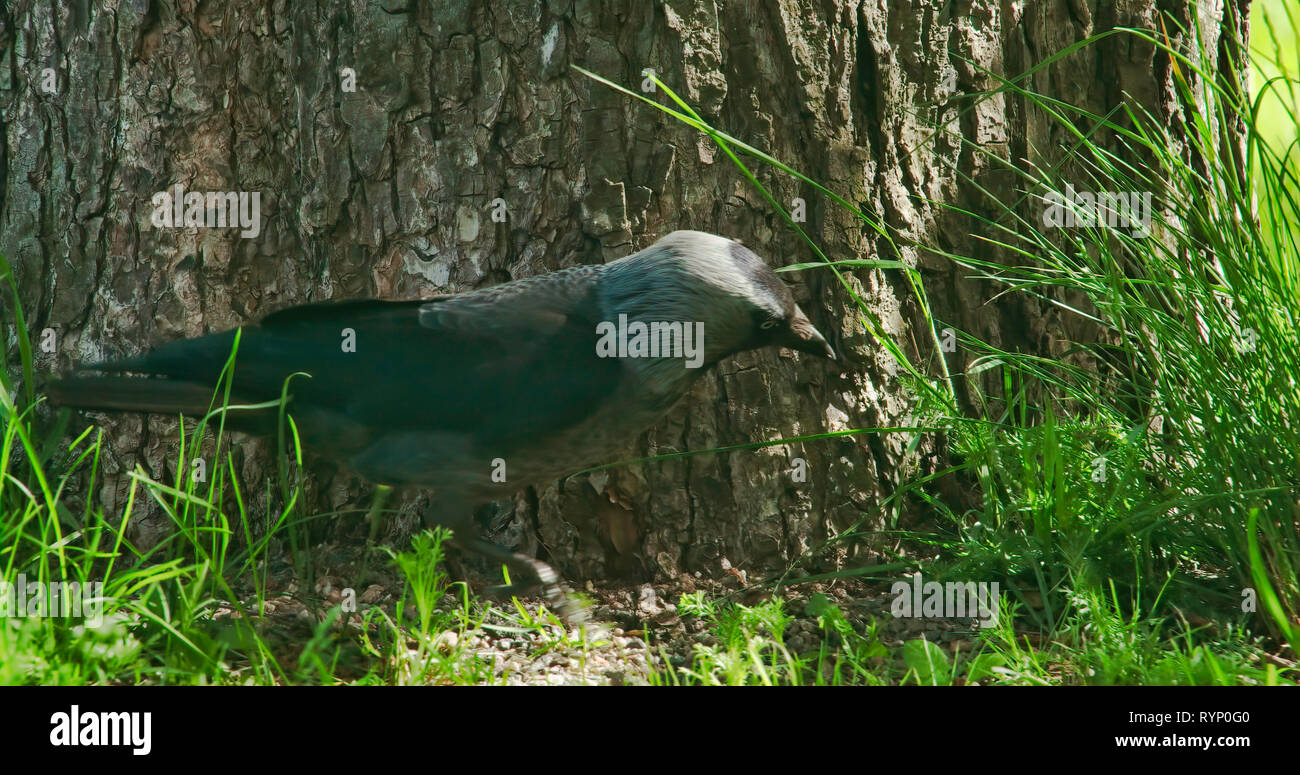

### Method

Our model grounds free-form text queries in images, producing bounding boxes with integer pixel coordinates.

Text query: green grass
[584,6,1300,684]
[3,9,1300,684]
[651,589,1288,685]
[909,9,1300,656]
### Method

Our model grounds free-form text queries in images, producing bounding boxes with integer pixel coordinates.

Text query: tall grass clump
[919,10,1300,651]
[0,266,303,682]
[581,7,1300,665]
[0,259,407,683]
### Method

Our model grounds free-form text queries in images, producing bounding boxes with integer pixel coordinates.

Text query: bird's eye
[759,319,780,330]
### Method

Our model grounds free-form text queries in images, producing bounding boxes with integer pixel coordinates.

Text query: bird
[47,230,836,620]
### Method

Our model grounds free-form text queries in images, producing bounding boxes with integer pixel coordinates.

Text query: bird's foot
[483,580,588,626]
[462,538,587,625]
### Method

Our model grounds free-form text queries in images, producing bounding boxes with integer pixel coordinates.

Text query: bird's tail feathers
[46,374,270,428]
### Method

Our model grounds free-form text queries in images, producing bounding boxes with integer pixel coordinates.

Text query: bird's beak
[784,306,837,361]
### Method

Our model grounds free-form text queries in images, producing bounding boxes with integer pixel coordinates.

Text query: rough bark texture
[0,1,1247,584]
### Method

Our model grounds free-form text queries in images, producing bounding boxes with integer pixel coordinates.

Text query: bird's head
[601,230,836,371]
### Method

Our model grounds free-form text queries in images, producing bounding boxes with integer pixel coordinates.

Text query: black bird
[48,230,836,619]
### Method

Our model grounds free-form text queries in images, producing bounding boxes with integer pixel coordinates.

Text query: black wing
[51,270,627,455]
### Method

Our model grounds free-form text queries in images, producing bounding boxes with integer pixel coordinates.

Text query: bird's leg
[355,483,394,582]
[419,493,584,624]
[416,492,474,591]
[458,536,586,625]
[365,483,394,547]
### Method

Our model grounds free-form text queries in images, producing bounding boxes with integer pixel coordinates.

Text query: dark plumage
[48,230,835,619]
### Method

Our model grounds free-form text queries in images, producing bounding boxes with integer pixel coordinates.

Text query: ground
[211,533,997,686]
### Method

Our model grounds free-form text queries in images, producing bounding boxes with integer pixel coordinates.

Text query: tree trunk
[0,1,1248,584]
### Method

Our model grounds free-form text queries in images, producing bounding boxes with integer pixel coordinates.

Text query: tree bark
[0,1,1248,584]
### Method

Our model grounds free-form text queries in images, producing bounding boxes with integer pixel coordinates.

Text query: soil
[213,536,989,685]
